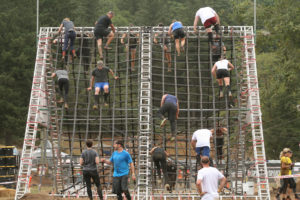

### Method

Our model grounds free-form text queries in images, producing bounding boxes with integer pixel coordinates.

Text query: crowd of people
[49,6,294,200]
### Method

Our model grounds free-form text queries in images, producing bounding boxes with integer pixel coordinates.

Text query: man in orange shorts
[193,7,220,43]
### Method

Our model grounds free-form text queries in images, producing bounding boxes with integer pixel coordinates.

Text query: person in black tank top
[121,26,140,71]
[150,147,169,187]
[154,23,172,72]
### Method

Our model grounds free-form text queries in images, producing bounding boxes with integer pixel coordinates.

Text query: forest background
[0,0,299,159]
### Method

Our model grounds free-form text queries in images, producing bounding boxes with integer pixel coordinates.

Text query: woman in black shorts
[211,56,235,98]
[121,26,139,71]
[168,20,186,56]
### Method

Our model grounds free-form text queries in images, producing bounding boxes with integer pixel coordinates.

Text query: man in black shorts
[80,140,103,200]
[168,20,186,56]
[121,25,139,71]
[211,56,234,98]
[87,60,118,109]
[94,11,115,59]
[150,146,169,186]
[154,23,172,72]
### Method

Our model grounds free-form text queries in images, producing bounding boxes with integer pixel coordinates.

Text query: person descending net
[94,11,115,59]
[57,18,77,60]
[80,140,103,200]
[211,55,234,98]
[121,24,140,71]
[154,23,172,72]
[193,7,220,43]
[157,94,179,141]
[168,20,186,56]
[51,68,69,109]
[88,60,118,109]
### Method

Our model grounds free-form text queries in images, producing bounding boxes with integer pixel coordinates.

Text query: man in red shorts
[193,7,220,43]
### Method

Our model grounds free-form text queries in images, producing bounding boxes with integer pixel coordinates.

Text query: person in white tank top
[211,56,234,98]
[193,7,220,43]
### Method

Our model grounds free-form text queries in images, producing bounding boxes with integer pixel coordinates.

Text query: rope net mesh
[33,26,261,197]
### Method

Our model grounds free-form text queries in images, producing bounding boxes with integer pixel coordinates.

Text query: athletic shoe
[58,98,64,103]
[169,136,175,141]
[228,91,232,97]
[104,102,109,107]
[104,46,112,50]
[157,179,162,184]
[93,104,98,110]
[64,103,69,109]
[160,118,167,128]
[165,184,170,191]
[219,91,224,98]
[275,194,280,200]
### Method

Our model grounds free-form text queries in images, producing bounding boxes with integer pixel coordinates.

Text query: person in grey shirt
[57,18,76,60]
[51,69,69,109]
[80,140,103,200]
[87,60,118,109]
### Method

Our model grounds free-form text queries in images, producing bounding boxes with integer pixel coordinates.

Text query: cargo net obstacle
[15,26,270,200]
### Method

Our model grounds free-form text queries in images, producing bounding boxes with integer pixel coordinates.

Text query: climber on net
[193,7,220,43]
[157,94,179,141]
[212,35,226,63]
[168,20,186,56]
[211,55,234,98]
[94,11,115,59]
[154,23,172,72]
[87,60,118,109]
[120,24,140,71]
[150,146,169,188]
[214,124,227,164]
[57,18,77,61]
[191,128,214,171]
[51,68,69,109]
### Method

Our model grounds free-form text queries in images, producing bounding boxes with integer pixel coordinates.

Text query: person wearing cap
[87,60,118,109]
[196,156,226,200]
[57,18,77,60]
[120,25,140,71]
[154,23,172,72]
[211,56,234,98]
[94,11,115,59]
[168,20,186,56]
[158,94,179,141]
[193,7,220,43]
[51,68,69,109]
[276,148,299,200]
[101,140,136,200]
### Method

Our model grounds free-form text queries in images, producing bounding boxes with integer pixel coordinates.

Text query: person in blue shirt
[157,94,179,141]
[168,20,186,56]
[101,140,136,200]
